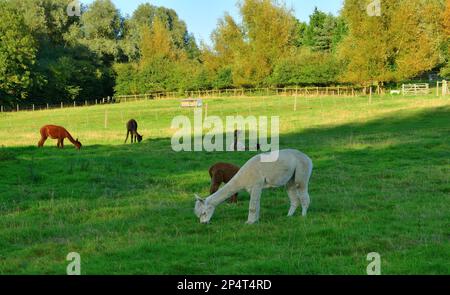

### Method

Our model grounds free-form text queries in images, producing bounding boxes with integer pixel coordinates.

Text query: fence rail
[114,86,383,102]
[1,85,386,113]
[437,80,449,96]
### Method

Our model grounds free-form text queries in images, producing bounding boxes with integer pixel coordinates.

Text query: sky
[80,0,344,44]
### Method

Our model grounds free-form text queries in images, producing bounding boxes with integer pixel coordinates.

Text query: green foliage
[0,1,39,102]
[1,0,449,103]
[301,8,347,52]
[214,68,234,89]
[271,49,340,86]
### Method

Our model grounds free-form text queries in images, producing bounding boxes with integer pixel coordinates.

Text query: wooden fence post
[1,105,3,113]
[74,101,76,108]
[32,104,35,111]
[61,102,63,109]
[17,104,19,112]
[47,103,49,109]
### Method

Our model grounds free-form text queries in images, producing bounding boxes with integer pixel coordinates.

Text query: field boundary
[6,84,445,113]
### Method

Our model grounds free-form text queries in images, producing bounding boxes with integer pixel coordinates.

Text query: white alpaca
[195,149,313,224]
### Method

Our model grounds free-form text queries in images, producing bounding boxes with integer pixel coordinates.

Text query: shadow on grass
[0,105,449,274]
[0,105,448,207]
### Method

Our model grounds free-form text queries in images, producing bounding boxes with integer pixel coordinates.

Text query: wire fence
[4,83,447,113]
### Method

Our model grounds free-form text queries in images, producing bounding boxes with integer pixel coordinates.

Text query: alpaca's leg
[125,131,129,143]
[297,185,310,217]
[230,193,238,203]
[247,185,263,224]
[61,139,64,149]
[286,181,300,217]
[38,136,47,147]
[57,139,61,148]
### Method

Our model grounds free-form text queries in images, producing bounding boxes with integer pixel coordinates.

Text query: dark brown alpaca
[38,125,82,149]
[233,129,260,151]
[209,162,240,203]
[125,119,143,143]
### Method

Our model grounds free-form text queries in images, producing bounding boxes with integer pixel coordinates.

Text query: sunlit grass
[0,95,449,274]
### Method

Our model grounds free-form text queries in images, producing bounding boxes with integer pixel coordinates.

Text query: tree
[79,0,123,62]
[302,8,347,52]
[122,3,198,62]
[239,0,297,85]
[140,18,178,63]
[271,48,340,86]
[338,0,444,85]
[0,1,39,103]
[441,0,450,78]
[208,0,298,87]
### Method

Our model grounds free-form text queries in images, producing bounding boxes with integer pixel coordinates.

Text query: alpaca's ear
[76,138,79,141]
[195,194,204,203]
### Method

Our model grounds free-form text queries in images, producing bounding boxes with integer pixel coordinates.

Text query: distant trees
[1,0,449,105]
[202,0,299,88]
[338,0,444,85]
[302,8,347,52]
[271,49,340,86]
[441,0,450,78]
[0,1,38,103]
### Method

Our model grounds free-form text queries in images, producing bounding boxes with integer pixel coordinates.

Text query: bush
[271,49,340,87]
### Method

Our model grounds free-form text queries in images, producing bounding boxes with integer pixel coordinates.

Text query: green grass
[0,95,449,274]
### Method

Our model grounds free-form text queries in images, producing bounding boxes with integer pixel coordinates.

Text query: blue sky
[80,0,344,44]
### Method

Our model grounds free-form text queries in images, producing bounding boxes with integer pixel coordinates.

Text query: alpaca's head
[137,134,143,143]
[74,139,82,150]
[194,194,215,224]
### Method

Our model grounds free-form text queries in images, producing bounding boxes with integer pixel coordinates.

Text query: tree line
[0,0,449,106]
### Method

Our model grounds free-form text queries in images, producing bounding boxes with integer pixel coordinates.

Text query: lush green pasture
[0,95,449,274]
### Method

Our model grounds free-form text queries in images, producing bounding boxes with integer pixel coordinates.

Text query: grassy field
[0,95,449,274]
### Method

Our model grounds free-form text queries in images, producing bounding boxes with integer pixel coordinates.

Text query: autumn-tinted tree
[441,0,450,78]
[338,0,444,85]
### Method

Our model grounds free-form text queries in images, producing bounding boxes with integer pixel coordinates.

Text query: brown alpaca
[209,163,240,203]
[38,125,82,149]
[125,119,143,143]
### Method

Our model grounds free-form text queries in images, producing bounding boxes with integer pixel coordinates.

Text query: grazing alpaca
[229,130,260,151]
[195,149,313,224]
[209,163,240,203]
[38,125,82,149]
[125,119,143,143]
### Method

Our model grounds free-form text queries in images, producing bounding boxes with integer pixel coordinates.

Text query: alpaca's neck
[207,178,243,207]
[66,132,76,144]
